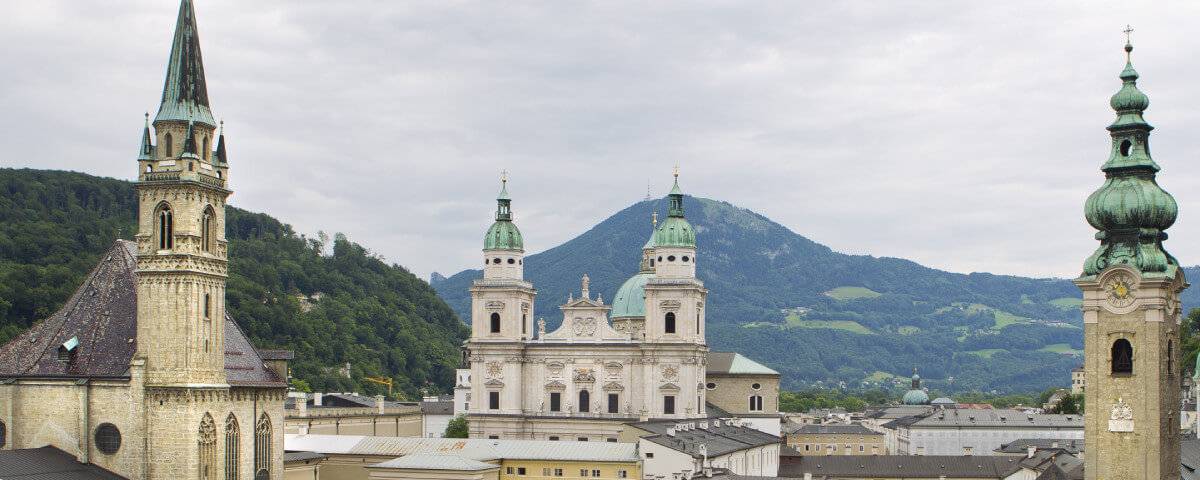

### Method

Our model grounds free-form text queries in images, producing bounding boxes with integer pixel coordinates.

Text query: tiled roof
[371,453,497,471]
[420,400,454,415]
[911,409,1083,429]
[996,438,1084,455]
[283,451,327,463]
[259,349,295,360]
[1183,437,1200,480]
[629,419,780,458]
[0,241,285,388]
[707,352,779,376]
[781,455,1024,478]
[865,405,934,419]
[0,446,127,479]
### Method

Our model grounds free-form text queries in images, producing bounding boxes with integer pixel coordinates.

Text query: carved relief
[485,361,503,379]
[545,380,566,390]
[603,381,625,391]
[485,300,505,310]
[573,368,596,383]
[662,365,679,381]
[1109,398,1133,432]
[573,317,598,336]
[660,300,682,310]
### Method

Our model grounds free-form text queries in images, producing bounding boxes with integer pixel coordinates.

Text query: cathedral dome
[654,216,695,248]
[902,389,930,405]
[612,272,652,318]
[484,221,523,251]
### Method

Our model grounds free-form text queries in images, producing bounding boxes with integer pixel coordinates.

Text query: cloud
[3,0,1199,280]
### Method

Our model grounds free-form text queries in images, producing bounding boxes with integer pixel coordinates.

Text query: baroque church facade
[0,1,288,478]
[464,173,712,440]
[1076,37,1186,480]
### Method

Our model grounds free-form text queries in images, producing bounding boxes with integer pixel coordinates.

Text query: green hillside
[0,168,467,398]
[433,196,1200,394]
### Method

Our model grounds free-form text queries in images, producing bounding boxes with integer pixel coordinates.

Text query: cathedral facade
[0,1,288,478]
[464,174,710,440]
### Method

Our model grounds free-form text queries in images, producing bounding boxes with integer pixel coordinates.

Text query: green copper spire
[214,120,227,164]
[484,172,523,251]
[180,120,199,159]
[137,113,154,161]
[654,168,696,248]
[154,0,216,128]
[1081,32,1178,278]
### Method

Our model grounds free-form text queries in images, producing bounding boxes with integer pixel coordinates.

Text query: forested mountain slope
[0,168,467,398]
[433,196,1199,393]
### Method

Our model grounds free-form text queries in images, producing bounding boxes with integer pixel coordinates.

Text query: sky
[3,0,1200,281]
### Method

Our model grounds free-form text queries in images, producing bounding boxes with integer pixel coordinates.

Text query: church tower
[644,170,707,344]
[1075,33,1185,480]
[134,0,230,387]
[471,174,536,341]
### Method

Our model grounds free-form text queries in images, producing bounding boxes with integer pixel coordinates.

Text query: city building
[284,435,640,480]
[0,1,288,478]
[1071,367,1085,395]
[621,419,781,477]
[285,393,423,437]
[994,439,1084,457]
[285,451,328,480]
[778,448,1082,480]
[704,352,782,435]
[1074,36,1185,480]
[894,409,1083,456]
[421,396,456,438]
[783,424,886,456]
[463,173,711,440]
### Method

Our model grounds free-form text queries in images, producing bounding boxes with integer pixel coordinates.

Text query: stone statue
[537,318,546,338]
[581,274,591,299]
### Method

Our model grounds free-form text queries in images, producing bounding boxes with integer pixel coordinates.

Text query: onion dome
[1081,34,1178,278]
[902,368,929,405]
[654,171,696,248]
[484,174,523,251]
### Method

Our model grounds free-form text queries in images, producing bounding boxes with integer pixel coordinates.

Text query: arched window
[254,413,272,480]
[490,313,501,333]
[201,206,215,253]
[202,136,210,161]
[579,390,590,413]
[665,312,676,334]
[522,314,527,335]
[225,414,240,480]
[1168,340,1174,375]
[1112,339,1133,374]
[199,413,217,480]
[203,293,211,320]
[164,133,173,158]
[157,203,174,250]
[749,395,764,412]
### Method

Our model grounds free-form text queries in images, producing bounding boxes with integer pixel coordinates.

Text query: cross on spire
[1123,24,1135,62]
[1124,24,1134,43]
[500,169,508,184]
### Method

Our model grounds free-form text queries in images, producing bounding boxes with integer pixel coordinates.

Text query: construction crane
[363,376,393,397]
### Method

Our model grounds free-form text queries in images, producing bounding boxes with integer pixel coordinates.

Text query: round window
[657,256,663,262]
[667,255,676,262]
[507,258,515,264]
[95,423,122,454]
[493,258,502,264]
[705,382,716,390]
[751,383,761,390]
[682,256,690,262]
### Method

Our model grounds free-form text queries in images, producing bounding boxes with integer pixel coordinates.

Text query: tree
[444,415,468,438]
[1052,394,1081,414]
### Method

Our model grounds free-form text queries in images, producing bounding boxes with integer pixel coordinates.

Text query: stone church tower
[1075,36,1185,480]
[135,0,230,388]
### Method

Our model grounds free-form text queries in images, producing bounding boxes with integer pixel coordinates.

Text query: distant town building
[888,409,1083,456]
[704,352,782,435]
[285,392,424,437]
[621,419,781,477]
[1071,366,1085,395]
[783,423,886,456]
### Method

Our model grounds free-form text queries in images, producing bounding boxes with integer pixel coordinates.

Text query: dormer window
[58,336,79,363]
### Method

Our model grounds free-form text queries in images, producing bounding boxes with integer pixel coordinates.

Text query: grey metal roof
[283,451,327,463]
[629,419,780,458]
[706,352,778,376]
[911,409,1083,429]
[781,455,1024,478]
[1183,437,1200,480]
[420,400,454,415]
[0,241,285,388]
[785,424,880,436]
[370,454,497,471]
[865,405,934,419]
[284,434,638,463]
[0,446,127,479]
[996,438,1084,455]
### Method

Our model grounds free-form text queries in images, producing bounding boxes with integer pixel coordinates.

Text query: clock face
[1105,275,1136,308]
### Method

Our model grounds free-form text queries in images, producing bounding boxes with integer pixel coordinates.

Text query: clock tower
[1075,34,1185,480]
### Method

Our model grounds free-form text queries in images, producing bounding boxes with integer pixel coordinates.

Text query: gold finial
[501,169,508,184]
[1123,24,1134,61]
[652,211,658,227]
[673,164,680,180]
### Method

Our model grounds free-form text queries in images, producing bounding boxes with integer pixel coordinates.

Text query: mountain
[432,196,1200,394]
[0,168,468,398]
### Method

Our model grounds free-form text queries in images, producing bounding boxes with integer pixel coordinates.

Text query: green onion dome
[484,177,523,251]
[902,389,930,406]
[1110,44,1149,113]
[611,272,652,318]
[654,174,696,248]
[1084,175,1176,232]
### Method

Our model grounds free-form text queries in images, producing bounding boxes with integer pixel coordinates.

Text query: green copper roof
[154,0,216,128]
[137,114,154,161]
[902,389,930,405]
[707,352,780,375]
[484,178,522,251]
[1082,39,1178,278]
[611,272,652,318]
[654,174,696,248]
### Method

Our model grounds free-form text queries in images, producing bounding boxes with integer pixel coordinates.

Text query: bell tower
[1075,32,1185,480]
[644,170,707,344]
[134,0,231,387]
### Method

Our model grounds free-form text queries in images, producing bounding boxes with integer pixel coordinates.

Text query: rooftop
[705,352,779,376]
[370,453,498,472]
[283,451,327,463]
[284,434,638,463]
[781,454,1025,479]
[910,409,1083,429]
[784,423,880,436]
[996,439,1084,455]
[628,419,780,458]
[0,446,127,479]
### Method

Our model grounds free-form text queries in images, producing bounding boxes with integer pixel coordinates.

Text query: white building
[465,173,711,440]
[626,419,781,478]
[888,409,1083,456]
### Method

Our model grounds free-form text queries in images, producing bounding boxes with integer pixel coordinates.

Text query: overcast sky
[3,1,1199,281]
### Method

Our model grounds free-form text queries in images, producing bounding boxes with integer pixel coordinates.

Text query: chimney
[1051,441,1059,449]
[313,392,323,406]
[1027,445,1036,459]
[667,427,676,437]
[376,395,386,414]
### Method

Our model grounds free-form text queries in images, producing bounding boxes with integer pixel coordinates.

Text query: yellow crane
[363,376,393,397]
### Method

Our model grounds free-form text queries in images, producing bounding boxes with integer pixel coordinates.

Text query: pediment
[484,378,505,388]
[659,382,681,391]
[545,380,566,390]
[603,381,625,391]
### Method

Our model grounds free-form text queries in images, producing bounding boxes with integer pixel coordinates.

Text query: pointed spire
[154,0,216,127]
[214,120,227,164]
[495,171,512,221]
[667,166,684,218]
[181,120,199,159]
[138,112,154,160]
